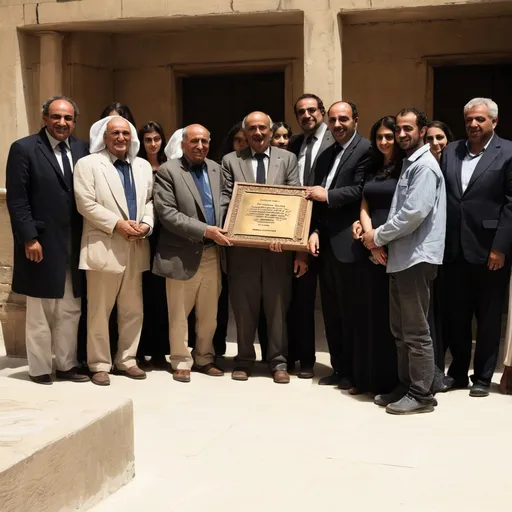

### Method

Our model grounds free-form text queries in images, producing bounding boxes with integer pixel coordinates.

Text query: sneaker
[385,394,435,415]
[374,386,407,407]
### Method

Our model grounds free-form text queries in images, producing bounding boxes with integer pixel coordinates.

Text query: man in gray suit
[153,124,230,383]
[222,111,306,384]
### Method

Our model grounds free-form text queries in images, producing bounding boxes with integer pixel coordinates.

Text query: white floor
[2,316,512,512]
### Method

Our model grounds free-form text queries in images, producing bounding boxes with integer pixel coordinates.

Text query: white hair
[464,98,498,119]
[241,113,273,130]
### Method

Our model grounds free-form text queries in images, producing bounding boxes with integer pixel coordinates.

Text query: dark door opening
[434,63,512,140]
[181,71,285,159]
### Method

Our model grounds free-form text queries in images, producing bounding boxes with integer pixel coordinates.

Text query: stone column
[303,9,342,106]
[38,31,63,107]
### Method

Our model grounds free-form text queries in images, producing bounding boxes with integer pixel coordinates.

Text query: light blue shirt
[374,143,446,273]
[461,135,494,193]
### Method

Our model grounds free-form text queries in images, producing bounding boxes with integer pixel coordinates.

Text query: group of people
[5,92,512,415]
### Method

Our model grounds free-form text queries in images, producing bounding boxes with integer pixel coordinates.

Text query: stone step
[0,381,134,512]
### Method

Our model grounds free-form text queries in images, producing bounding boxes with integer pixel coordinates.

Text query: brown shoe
[232,369,249,381]
[56,367,90,383]
[91,371,110,386]
[29,374,52,385]
[173,369,191,383]
[195,363,224,377]
[273,370,290,384]
[116,366,147,380]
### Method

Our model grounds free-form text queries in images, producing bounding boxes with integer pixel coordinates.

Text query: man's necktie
[58,141,73,189]
[255,153,266,184]
[303,135,315,185]
[114,159,137,220]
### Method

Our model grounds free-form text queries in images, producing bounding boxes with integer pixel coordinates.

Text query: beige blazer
[74,149,154,274]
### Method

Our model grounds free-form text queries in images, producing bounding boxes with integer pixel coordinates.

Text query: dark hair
[137,121,167,165]
[272,122,292,138]
[327,101,358,120]
[425,120,454,144]
[42,95,80,121]
[100,102,136,127]
[369,116,403,180]
[396,108,428,130]
[294,94,326,116]
[217,122,244,161]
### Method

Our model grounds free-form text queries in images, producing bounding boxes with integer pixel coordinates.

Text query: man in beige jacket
[74,116,154,386]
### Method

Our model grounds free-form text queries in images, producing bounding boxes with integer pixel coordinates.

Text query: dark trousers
[319,245,365,381]
[443,258,510,386]
[288,256,318,368]
[389,263,437,402]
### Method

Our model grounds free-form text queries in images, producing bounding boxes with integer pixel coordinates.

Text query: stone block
[232,0,280,12]
[0,393,134,512]
[167,0,232,16]
[121,0,168,18]
[0,302,26,358]
[23,3,38,26]
[37,0,122,24]
[0,5,23,28]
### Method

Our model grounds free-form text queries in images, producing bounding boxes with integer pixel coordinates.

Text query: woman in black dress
[136,121,169,369]
[351,116,403,395]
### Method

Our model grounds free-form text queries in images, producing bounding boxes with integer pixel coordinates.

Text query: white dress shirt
[250,147,271,181]
[45,129,73,175]
[461,135,494,193]
[324,131,358,191]
[297,123,328,186]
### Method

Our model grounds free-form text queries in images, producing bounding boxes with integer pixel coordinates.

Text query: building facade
[1,0,511,354]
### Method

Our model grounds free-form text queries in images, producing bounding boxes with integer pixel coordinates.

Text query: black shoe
[29,374,52,385]
[318,373,340,386]
[469,381,490,397]
[386,394,435,415]
[374,386,407,407]
[442,375,469,391]
[298,366,315,379]
[56,367,90,382]
[337,377,353,390]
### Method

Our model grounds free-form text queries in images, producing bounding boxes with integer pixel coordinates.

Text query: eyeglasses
[296,107,318,116]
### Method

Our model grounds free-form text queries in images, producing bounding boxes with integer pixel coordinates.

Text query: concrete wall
[342,15,512,137]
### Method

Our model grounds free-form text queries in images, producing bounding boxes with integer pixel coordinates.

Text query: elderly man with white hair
[441,97,512,397]
[221,111,306,384]
[73,115,154,386]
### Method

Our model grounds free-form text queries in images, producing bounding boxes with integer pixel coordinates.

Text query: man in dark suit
[286,93,334,379]
[441,97,512,397]
[153,124,229,383]
[5,95,89,385]
[222,111,307,384]
[307,101,372,388]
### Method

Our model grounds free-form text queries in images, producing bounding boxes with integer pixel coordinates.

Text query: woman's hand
[352,220,363,240]
[371,247,387,265]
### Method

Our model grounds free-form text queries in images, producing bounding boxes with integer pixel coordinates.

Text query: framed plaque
[223,182,313,252]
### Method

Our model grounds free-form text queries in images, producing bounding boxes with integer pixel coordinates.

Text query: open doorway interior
[181,71,285,159]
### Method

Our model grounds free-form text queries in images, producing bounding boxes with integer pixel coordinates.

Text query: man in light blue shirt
[363,108,446,415]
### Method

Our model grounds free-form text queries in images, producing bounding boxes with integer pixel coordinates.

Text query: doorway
[181,71,285,159]
[433,63,512,140]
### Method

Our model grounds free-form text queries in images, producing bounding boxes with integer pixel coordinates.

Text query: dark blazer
[311,132,372,263]
[442,135,512,264]
[153,157,224,280]
[288,124,334,186]
[5,128,88,298]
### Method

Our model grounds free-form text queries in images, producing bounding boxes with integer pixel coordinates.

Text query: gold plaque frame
[223,182,313,252]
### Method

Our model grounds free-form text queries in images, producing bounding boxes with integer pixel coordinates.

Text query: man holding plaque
[307,101,372,389]
[153,124,230,383]
[222,111,304,384]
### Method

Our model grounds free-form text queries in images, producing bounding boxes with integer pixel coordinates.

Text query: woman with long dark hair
[351,116,403,395]
[271,122,292,149]
[136,121,169,369]
[100,102,137,127]
[425,120,454,162]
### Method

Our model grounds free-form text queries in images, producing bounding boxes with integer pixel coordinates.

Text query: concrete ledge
[0,389,134,512]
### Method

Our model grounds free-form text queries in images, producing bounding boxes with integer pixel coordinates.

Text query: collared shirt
[324,131,358,201]
[108,152,134,190]
[298,123,328,185]
[374,143,446,273]
[250,147,271,181]
[45,129,73,175]
[188,160,215,227]
[461,135,494,193]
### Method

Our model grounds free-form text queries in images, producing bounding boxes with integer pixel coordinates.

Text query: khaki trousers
[25,271,81,377]
[86,245,143,373]
[166,247,221,370]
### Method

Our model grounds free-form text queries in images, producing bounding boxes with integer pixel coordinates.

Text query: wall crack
[36,3,40,24]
